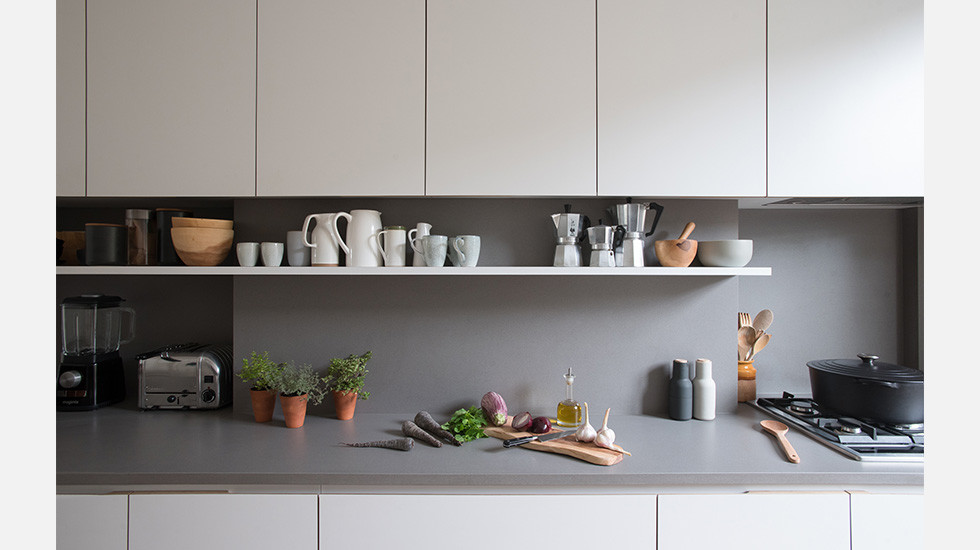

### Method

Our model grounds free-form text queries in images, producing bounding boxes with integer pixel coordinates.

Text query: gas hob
[751,393,924,463]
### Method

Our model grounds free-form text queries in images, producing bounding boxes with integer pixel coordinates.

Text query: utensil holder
[737,360,756,403]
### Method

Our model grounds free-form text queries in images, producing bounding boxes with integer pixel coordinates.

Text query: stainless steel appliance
[586,222,618,267]
[751,393,923,462]
[612,199,663,267]
[551,204,590,267]
[57,295,135,411]
[137,343,233,409]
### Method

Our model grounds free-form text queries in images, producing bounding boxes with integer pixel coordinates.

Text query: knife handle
[503,435,538,448]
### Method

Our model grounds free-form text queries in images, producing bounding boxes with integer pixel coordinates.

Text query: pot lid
[807,354,923,383]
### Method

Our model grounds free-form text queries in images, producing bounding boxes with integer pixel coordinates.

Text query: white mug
[451,235,481,267]
[407,222,432,267]
[334,209,383,267]
[237,242,260,267]
[286,230,311,267]
[421,235,448,267]
[373,226,407,267]
[260,242,284,267]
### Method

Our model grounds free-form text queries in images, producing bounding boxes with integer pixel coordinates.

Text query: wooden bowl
[654,238,698,267]
[170,227,234,266]
[171,217,233,230]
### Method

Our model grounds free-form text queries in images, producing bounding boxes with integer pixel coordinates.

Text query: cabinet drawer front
[57,495,128,550]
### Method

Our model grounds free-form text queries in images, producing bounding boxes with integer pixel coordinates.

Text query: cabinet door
[257,0,425,196]
[658,493,850,549]
[768,0,923,197]
[57,494,128,550]
[57,0,86,197]
[87,0,256,197]
[129,494,317,550]
[320,494,656,549]
[426,0,596,196]
[597,0,766,197]
[851,493,923,550]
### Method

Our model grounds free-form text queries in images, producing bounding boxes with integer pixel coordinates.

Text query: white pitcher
[334,209,383,267]
[301,213,344,266]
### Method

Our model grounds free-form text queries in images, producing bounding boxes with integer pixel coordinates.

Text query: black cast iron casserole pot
[807,354,923,425]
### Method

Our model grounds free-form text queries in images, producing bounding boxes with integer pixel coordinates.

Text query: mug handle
[332,212,352,256]
[453,236,466,265]
[301,214,317,248]
[373,230,389,265]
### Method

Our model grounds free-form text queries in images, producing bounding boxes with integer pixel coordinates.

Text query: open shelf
[56,266,771,276]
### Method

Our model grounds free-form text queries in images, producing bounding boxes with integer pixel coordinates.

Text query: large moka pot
[551,204,590,267]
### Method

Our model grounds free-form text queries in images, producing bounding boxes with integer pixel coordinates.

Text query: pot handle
[855,378,900,389]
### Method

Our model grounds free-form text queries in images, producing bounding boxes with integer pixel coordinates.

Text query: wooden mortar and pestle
[654,222,697,267]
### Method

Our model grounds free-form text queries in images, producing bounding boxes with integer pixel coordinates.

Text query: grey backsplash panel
[738,208,913,398]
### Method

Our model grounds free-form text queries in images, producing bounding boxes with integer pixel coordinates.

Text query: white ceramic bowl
[697,240,753,267]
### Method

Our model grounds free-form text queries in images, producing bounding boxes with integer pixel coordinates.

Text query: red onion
[511,411,533,431]
[529,416,552,434]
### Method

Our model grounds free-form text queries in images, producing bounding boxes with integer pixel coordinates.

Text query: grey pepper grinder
[668,358,693,421]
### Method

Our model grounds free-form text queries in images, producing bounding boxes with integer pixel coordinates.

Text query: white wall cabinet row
[57,0,923,199]
[56,491,923,550]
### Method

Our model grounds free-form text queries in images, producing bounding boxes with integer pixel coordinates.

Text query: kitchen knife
[503,430,575,448]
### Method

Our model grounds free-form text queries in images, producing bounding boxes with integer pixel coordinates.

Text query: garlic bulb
[575,402,596,442]
[594,407,616,449]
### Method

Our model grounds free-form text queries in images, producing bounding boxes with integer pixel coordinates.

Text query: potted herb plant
[324,351,372,420]
[238,351,284,423]
[272,362,326,428]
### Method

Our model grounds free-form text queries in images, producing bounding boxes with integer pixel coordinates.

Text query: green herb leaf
[441,406,489,443]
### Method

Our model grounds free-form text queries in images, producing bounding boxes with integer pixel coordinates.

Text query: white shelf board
[56,266,771,276]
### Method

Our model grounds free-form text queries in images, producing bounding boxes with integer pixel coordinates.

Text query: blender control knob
[59,370,82,389]
[201,389,216,403]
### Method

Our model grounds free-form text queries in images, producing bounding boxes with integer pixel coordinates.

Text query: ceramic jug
[334,209,383,267]
[301,213,344,266]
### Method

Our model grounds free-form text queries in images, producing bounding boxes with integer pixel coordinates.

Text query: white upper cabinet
[426,0,597,196]
[768,0,924,197]
[597,0,766,197]
[57,0,86,197]
[256,0,425,196]
[86,0,256,197]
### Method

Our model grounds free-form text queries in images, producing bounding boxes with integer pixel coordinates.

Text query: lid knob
[857,353,879,367]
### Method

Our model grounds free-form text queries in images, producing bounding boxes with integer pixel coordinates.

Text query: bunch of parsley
[441,406,489,443]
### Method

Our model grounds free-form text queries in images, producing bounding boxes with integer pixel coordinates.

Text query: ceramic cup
[374,226,407,267]
[408,222,432,267]
[451,235,481,267]
[286,230,311,267]
[421,235,448,267]
[237,242,260,267]
[261,242,284,267]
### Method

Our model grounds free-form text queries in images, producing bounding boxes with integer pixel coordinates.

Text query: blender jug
[61,295,135,357]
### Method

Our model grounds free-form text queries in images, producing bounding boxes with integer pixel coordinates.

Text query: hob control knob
[167,395,177,403]
[201,388,216,403]
[59,370,82,389]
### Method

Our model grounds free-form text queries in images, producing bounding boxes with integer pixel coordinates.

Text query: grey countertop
[56,402,922,491]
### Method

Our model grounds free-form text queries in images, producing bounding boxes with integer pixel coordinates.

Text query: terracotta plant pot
[280,394,310,428]
[332,390,358,420]
[249,388,277,422]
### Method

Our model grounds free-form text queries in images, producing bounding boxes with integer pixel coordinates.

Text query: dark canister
[84,223,127,265]
[156,208,191,265]
[668,358,693,421]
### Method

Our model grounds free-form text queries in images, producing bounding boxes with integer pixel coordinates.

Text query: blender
[613,198,664,267]
[586,221,620,267]
[57,295,135,411]
[550,204,590,267]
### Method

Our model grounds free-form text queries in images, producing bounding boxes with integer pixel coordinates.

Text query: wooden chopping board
[484,423,625,466]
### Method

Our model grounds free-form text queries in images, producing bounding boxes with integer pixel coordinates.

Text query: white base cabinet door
[257,0,425,197]
[768,0,923,197]
[597,0,766,198]
[57,494,128,550]
[86,0,256,197]
[426,0,597,196]
[658,493,850,550]
[128,494,317,550]
[850,493,923,550]
[320,494,657,549]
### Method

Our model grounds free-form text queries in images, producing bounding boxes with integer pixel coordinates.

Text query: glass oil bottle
[556,368,582,427]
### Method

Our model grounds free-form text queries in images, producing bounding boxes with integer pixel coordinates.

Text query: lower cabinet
[319,494,657,549]
[57,495,128,550]
[850,492,923,550]
[128,494,318,550]
[658,493,851,550]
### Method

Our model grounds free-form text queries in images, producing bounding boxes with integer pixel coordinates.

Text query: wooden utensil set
[738,309,773,361]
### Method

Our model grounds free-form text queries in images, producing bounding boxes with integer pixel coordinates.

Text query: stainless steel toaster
[137,343,233,409]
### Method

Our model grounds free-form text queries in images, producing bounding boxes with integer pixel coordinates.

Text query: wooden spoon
[737,326,759,360]
[752,309,774,332]
[746,332,771,361]
[761,420,800,463]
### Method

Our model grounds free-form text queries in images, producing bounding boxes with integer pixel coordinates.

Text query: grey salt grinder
[668,359,693,421]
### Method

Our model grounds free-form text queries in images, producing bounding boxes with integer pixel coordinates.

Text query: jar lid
[85,222,125,228]
[62,294,125,307]
[125,209,151,219]
[806,354,923,383]
[384,225,406,230]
